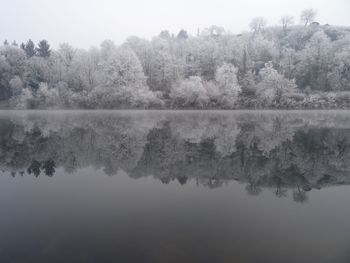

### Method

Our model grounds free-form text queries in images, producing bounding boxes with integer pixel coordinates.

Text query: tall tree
[36,40,51,58]
[215,63,242,107]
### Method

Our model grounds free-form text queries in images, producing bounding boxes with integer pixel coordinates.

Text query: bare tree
[300,9,317,26]
[280,15,294,33]
[249,17,267,34]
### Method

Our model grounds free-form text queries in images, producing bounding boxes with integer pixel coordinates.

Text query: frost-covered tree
[35,82,60,107]
[247,34,278,72]
[49,43,76,86]
[125,37,154,85]
[215,63,241,107]
[11,88,34,109]
[98,46,146,88]
[201,25,225,38]
[296,31,332,91]
[24,56,51,90]
[217,34,246,70]
[0,55,10,100]
[257,62,297,105]
[94,45,157,108]
[73,48,100,91]
[9,76,24,97]
[280,47,299,79]
[240,70,257,96]
[57,43,76,68]
[159,30,171,39]
[0,45,26,76]
[0,45,26,100]
[134,37,183,95]
[170,76,209,108]
[11,82,60,109]
[328,46,350,91]
[184,37,222,80]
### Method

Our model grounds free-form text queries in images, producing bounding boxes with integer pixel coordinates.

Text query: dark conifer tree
[24,39,36,57]
[36,40,51,58]
[177,29,188,40]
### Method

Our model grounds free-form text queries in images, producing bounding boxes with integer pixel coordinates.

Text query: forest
[1,9,350,109]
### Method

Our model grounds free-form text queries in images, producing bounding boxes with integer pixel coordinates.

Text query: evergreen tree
[177,29,188,40]
[24,39,36,58]
[36,40,51,58]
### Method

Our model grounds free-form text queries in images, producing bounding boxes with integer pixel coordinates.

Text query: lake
[1,110,350,263]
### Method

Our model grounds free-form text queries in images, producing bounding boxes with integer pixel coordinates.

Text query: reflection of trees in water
[2,111,350,203]
[27,159,56,177]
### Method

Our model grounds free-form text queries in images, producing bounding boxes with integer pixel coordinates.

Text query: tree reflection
[27,160,41,177]
[293,188,308,203]
[1,111,350,203]
[26,159,56,177]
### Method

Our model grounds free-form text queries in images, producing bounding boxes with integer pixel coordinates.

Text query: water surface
[1,110,350,263]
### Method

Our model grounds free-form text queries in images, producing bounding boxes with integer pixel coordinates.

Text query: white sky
[1,0,349,49]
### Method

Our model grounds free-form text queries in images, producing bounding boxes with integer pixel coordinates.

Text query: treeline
[1,9,350,109]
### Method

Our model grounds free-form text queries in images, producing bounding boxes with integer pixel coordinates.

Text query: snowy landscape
[1,1,350,262]
[1,9,350,109]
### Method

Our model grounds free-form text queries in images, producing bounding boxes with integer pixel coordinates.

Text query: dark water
[1,110,350,263]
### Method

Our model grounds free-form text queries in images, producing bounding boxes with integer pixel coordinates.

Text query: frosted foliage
[1,19,350,109]
[9,76,24,96]
[328,47,350,91]
[257,62,297,104]
[14,89,34,109]
[170,76,209,107]
[98,47,146,88]
[215,63,241,107]
[36,82,60,107]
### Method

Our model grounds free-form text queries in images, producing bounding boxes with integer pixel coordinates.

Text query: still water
[1,110,350,263]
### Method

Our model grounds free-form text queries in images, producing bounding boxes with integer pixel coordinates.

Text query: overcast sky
[1,0,349,49]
